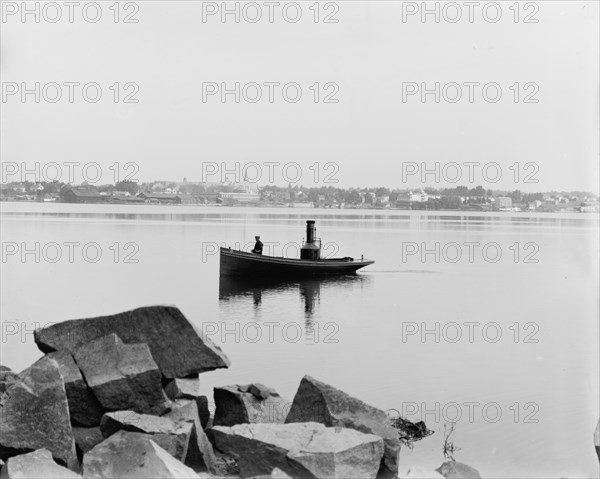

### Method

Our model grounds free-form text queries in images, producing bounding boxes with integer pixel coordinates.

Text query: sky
[1,1,599,192]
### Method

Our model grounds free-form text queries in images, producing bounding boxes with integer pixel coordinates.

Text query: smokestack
[306,220,316,244]
[301,220,320,260]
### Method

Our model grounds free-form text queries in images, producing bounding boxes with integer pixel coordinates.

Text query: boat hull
[219,247,374,277]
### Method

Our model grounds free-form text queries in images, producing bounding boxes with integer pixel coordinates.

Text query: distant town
[1,180,598,213]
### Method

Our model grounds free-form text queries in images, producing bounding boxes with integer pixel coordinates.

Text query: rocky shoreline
[0,305,492,478]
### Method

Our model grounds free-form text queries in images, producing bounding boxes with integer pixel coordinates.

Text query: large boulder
[0,368,17,395]
[73,333,170,415]
[83,430,199,478]
[34,305,230,378]
[250,468,292,479]
[285,376,400,476]
[0,356,78,470]
[0,449,81,478]
[72,427,104,459]
[214,384,289,427]
[100,410,194,463]
[165,378,210,428]
[211,422,383,479]
[435,461,481,479]
[46,350,103,426]
[164,400,218,473]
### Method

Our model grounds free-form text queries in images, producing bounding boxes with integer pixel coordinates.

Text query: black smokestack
[306,220,316,244]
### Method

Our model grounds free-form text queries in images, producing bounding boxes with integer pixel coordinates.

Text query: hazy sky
[1,1,599,192]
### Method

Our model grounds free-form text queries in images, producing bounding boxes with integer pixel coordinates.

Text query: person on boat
[252,236,263,254]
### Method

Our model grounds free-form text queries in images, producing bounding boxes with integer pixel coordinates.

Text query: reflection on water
[219,275,370,339]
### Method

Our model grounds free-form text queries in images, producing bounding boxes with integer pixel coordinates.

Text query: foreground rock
[100,400,217,473]
[250,468,292,479]
[73,333,170,415]
[100,411,194,463]
[212,422,383,479]
[83,430,199,478]
[0,356,78,470]
[165,378,210,428]
[165,400,218,473]
[34,305,230,378]
[72,427,104,459]
[436,461,481,479]
[46,350,104,426]
[285,375,400,476]
[0,449,81,478]
[0,367,17,395]
[214,384,289,427]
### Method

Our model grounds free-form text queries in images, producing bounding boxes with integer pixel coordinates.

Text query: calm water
[1,203,598,478]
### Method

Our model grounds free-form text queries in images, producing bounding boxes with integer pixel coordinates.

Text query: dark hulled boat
[219,220,374,277]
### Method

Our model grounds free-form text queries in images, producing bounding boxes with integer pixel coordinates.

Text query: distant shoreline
[1,200,598,217]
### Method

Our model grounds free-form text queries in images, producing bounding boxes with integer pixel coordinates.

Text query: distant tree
[375,187,390,197]
[115,181,139,195]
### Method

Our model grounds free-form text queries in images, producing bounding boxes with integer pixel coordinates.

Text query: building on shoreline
[63,187,105,204]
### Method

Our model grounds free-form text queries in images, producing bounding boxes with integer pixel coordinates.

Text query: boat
[220,220,374,277]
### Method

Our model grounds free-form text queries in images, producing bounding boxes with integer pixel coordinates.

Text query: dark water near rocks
[1,203,598,478]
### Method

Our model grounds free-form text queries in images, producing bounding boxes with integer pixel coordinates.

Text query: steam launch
[219,220,374,277]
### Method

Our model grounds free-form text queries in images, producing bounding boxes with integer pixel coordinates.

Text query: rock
[164,400,218,473]
[164,378,210,428]
[100,411,194,463]
[73,333,170,415]
[0,368,17,395]
[0,356,78,470]
[211,422,384,479]
[46,351,103,427]
[435,461,481,479]
[0,449,81,478]
[402,466,444,478]
[83,430,199,478]
[72,427,104,459]
[34,305,230,378]
[270,469,292,479]
[595,419,600,462]
[285,375,400,477]
[250,468,292,479]
[213,384,289,427]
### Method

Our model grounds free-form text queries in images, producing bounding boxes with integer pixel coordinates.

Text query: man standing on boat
[252,236,263,255]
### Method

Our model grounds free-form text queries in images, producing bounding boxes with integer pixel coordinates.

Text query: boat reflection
[218,275,369,319]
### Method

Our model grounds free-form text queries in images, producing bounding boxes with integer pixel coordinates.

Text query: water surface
[1,203,598,478]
